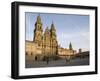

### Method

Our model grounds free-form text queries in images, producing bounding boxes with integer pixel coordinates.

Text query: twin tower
[33,15,58,55]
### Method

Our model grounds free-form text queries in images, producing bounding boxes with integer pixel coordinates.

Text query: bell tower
[50,21,58,55]
[50,21,57,40]
[33,15,43,46]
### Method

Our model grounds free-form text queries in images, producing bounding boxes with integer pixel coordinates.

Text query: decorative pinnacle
[69,42,73,50]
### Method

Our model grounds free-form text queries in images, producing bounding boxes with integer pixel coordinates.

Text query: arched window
[26,52,28,55]
[38,25,41,29]
[35,56,37,61]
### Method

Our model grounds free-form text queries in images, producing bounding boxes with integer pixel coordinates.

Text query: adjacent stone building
[25,15,76,61]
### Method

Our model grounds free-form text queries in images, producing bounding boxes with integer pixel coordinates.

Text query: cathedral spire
[33,14,43,44]
[51,21,55,30]
[50,21,57,40]
[69,42,73,50]
[35,14,42,25]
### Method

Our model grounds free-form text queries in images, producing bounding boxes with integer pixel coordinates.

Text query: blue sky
[25,12,90,52]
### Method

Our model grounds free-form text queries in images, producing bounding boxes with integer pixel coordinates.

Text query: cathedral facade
[25,15,76,61]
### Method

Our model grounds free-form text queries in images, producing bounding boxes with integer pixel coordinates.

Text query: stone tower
[33,15,43,46]
[44,27,51,46]
[43,27,51,55]
[50,22,58,55]
[69,42,73,50]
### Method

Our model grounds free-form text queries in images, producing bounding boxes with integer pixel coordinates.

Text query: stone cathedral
[33,15,58,56]
[25,15,76,61]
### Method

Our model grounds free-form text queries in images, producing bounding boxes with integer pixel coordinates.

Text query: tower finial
[51,20,55,31]
[36,14,42,24]
[69,42,73,50]
[52,20,54,26]
[52,20,53,24]
[37,13,40,16]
